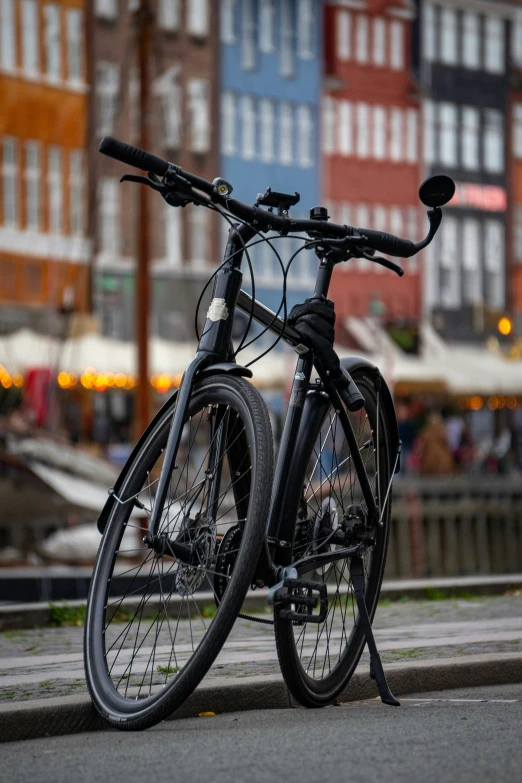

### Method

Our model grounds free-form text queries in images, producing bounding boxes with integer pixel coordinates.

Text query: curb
[1,653,521,744]
[1,574,522,631]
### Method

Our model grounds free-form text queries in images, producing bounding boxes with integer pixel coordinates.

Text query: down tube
[266,352,314,550]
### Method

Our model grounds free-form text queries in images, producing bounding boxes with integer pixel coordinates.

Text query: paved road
[2,683,521,783]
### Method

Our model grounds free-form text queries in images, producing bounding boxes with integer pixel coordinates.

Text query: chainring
[213,524,242,605]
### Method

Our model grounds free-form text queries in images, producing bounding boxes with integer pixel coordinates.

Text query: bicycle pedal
[275,578,328,624]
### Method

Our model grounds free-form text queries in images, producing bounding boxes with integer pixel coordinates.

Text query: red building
[322,0,422,333]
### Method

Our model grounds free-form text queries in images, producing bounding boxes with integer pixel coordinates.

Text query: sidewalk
[1,594,521,705]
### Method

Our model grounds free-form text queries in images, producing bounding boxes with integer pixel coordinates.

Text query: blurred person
[419,412,454,476]
[491,426,512,474]
[396,398,418,474]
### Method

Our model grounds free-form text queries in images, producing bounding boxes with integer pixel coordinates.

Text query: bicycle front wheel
[84,374,273,730]
[274,366,394,707]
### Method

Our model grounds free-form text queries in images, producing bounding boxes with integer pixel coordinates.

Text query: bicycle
[84,136,455,730]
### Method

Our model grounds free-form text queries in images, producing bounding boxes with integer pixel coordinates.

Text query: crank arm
[292,544,361,576]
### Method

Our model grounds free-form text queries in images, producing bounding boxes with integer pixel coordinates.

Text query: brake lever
[360,252,404,277]
[120,171,194,207]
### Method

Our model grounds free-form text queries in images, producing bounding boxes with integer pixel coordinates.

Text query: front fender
[97,361,252,533]
[341,356,401,473]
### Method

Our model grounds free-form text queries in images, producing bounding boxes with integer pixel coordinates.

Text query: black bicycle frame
[147,222,379,585]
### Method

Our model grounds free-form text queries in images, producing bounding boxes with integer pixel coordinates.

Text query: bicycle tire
[274,366,393,707]
[84,374,273,730]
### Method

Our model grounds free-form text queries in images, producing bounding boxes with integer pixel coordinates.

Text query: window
[337,10,351,61]
[2,138,17,227]
[373,205,387,233]
[280,102,293,165]
[259,0,275,53]
[164,201,181,267]
[406,108,417,163]
[423,100,435,164]
[99,178,120,257]
[22,0,39,75]
[440,8,457,65]
[221,0,236,43]
[390,108,402,161]
[484,220,504,309]
[513,11,522,67]
[390,21,404,70]
[69,150,84,236]
[297,105,313,167]
[372,106,386,160]
[322,97,335,154]
[241,0,256,70]
[67,9,83,83]
[158,0,180,31]
[483,109,504,173]
[97,62,119,136]
[439,216,460,309]
[439,102,457,167]
[188,79,210,153]
[155,66,181,148]
[128,67,139,143]
[187,0,208,37]
[241,95,255,160]
[95,0,116,19]
[356,15,369,63]
[484,17,504,74]
[0,0,16,70]
[280,0,294,77]
[406,207,419,270]
[514,205,522,263]
[423,3,436,62]
[513,104,522,159]
[190,206,208,266]
[462,219,481,304]
[48,147,62,234]
[462,12,480,69]
[297,0,314,59]
[24,141,40,231]
[338,100,352,156]
[372,17,385,66]
[260,98,274,162]
[356,103,369,158]
[389,208,403,253]
[44,5,61,80]
[461,106,479,170]
[221,91,236,156]
[356,204,370,269]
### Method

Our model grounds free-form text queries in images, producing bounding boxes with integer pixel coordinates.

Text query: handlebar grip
[359,228,416,258]
[99,137,169,177]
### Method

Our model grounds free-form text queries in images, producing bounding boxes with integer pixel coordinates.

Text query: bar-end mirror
[419,175,456,208]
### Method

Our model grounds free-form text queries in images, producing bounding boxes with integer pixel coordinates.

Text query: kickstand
[351,555,400,706]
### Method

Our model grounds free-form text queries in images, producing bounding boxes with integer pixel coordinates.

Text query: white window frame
[390,108,403,162]
[513,10,522,67]
[297,104,313,167]
[164,200,182,268]
[461,106,480,171]
[221,0,236,44]
[221,91,236,156]
[280,0,294,77]
[259,0,275,53]
[462,11,480,70]
[390,21,404,70]
[462,218,481,304]
[2,137,18,227]
[66,9,83,84]
[44,4,61,81]
[98,177,120,258]
[484,220,505,309]
[22,0,39,76]
[154,66,182,149]
[372,17,385,66]
[260,98,275,163]
[241,94,256,160]
[483,109,504,174]
[372,105,386,160]
[423,3,436,62]
[355,14,369,64]
[514,204,522,264]
[356,204,370,269]
[241,0,256,71]
[280,101,293,165]
[389,207,404,254]
[337,9,351,61]
[322,96,336,154]
[439,102,458,167]
[188,78,210,154]
[25,141,41,231]
[439,216,460,309]
[187,0,208,38]
[356,103,369,158]
[406,108,417,164]
[423,100,436,164]
[69,149,84,236]
[440,7,458,66]
[158,0,180,32]
[514,104,522,160]
[95,0,117,20]
[484,16,504,75]
[97,62,119,137]
[0,0,16,70]
[48,146,63,235]
[297,0,314,60]
[190,206,208,267]
[338,100,353,156]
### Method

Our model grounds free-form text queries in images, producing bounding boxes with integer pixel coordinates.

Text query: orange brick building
[0,0,89,333]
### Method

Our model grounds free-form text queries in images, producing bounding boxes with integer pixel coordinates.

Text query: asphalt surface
[2,683,521,783]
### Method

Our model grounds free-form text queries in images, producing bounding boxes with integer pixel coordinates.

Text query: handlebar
[99,136,444,261]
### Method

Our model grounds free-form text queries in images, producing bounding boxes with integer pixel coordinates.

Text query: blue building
[219,0,323,322]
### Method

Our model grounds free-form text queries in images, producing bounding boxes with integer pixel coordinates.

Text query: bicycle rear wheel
[274,366,394,707]
[84,374,272,730]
